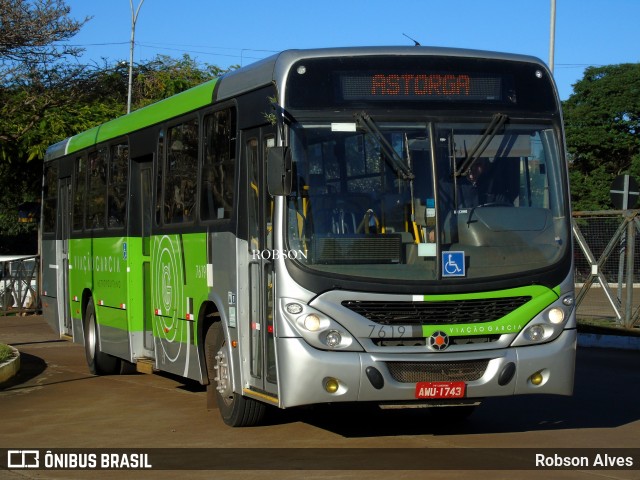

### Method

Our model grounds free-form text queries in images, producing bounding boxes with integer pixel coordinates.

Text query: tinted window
[201,108,236,221]
[155,130,164,225]
[108,143,129,228]
[165,119,198,223]
[88,148,107,229]
[73,157,86,231]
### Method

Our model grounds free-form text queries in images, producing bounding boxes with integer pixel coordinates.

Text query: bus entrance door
[58,177,73,338]
[130,157,155,360]
[245,128,278,402]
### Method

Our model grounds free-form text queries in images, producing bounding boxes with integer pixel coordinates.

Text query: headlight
[280,298,363,351]
[303,314,321,332]
[286,302,303,314]
[524,325,546,342]
[511,295,573,347]
[548,308,564,324]
[325,330,342,348]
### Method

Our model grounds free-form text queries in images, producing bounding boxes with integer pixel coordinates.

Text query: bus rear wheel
[84,298,121,375]
[205,321,265,427]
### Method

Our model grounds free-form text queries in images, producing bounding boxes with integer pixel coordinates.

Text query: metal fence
[573,210,640,329]
[0,255,40,316]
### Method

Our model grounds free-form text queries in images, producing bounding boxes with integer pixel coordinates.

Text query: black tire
[84,298,121,375]
[204,321,266,427]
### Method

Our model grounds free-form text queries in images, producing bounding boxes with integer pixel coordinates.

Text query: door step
[60,333,73,342]
[135,357,156,374]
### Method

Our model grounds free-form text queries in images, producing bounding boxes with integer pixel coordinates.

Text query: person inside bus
[436,157,511,244]
[454,157,509,208]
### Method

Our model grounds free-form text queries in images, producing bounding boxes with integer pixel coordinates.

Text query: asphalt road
[1,315,639,480]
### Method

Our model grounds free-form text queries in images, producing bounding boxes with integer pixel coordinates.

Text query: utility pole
[128,0,145,114]
[549,0,556,73]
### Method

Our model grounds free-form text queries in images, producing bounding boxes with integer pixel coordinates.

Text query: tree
[0,3,232,249]
[0,0,91,161]
[563,63,640,211]
[0,0,88,79]
[0,1,90,250]
[0,53,231,247]
[128,54,227,110]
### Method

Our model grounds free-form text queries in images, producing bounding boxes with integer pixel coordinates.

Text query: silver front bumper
[276,329,576,408]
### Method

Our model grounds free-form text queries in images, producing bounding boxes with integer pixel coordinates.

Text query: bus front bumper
[276,329,576,408]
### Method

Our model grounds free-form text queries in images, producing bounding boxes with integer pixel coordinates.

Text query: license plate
[415,381,466,399]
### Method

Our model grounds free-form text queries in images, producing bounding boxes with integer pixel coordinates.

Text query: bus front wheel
[84,298,121,375]
[205,321,265,427]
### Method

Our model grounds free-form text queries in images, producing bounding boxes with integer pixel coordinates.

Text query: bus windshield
[286,119,569,282]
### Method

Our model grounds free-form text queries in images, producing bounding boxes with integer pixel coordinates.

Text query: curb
[577,333,640,351]
[0,345,20,385]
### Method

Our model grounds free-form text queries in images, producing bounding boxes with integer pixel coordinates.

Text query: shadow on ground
[0,351,47,390]
[264,347,640,437]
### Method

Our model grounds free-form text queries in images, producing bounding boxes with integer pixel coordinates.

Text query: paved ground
[1,315,639,480]
[576,285,640,327]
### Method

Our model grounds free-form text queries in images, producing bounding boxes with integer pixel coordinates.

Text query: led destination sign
[340,72,504,102]
[286,57,556,112]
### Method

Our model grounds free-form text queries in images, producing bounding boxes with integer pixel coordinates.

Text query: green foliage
[0,343,14,364]
[0,48,232,240]
[132,55,221,109]
[563,63,640,210]
[0,159,41,237]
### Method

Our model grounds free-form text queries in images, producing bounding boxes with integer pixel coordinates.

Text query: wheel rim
[214,346,234,407]
[86,313,96,359]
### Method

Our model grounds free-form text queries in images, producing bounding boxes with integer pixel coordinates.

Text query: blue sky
[62,0,640,100]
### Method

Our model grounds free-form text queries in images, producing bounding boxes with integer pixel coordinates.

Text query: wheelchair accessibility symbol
[442,251,465,277]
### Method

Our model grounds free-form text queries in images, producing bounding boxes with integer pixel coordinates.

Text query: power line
[555,63,606,68]
[53,40,277,65]
[135,42,273,62]
[56,40,277,55]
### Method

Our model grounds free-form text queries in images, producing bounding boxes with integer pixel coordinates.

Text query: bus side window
[88,148,107,230]
[108,143,129,228]
[155,130,164,225]
[201,107,236,221]
[165,119,198,224]
[73,157,86,231]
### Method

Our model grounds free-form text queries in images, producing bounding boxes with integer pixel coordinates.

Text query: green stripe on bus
[419,285,559,337]
[66,79,218,154]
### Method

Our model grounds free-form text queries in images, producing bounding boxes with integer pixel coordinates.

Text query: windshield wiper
[354,111,414,181]
[454,113,508,177]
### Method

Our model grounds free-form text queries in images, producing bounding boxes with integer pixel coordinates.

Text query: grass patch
[0,343,15,363]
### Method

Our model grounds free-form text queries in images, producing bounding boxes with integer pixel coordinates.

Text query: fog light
[286,302,303,314]
[326,330,342,347]
[324,378,339,393]
[530,371,544,386]
[524,325,545,342]
[303,314,321,332]
[548,308,564,324]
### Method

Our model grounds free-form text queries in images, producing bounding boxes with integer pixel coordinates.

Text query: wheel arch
[81,288,93,324]
[197,299,223,386]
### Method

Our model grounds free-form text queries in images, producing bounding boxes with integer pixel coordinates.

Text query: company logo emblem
[429,331,450,351]
[8,450,39,468]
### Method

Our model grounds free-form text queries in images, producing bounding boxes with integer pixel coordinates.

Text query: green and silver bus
[41,47,575,427]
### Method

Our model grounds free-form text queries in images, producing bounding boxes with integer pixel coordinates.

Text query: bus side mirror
[267,147,292,196]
